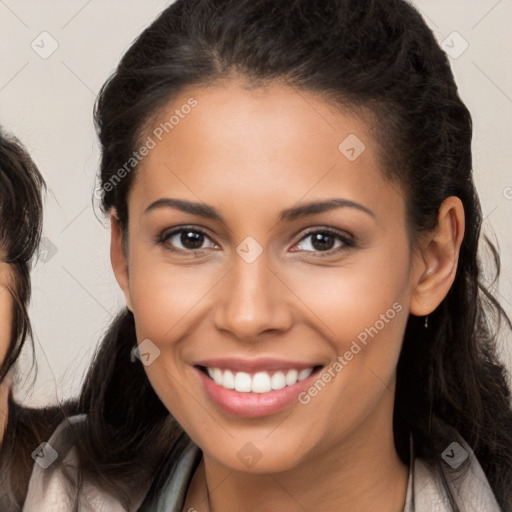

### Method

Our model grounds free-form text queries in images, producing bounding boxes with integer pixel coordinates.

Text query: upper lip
[194,357,323,373]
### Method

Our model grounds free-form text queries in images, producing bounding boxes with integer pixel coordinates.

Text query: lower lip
[195,367,319,418]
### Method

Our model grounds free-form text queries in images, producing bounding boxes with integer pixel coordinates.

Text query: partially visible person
[0,128,78,511]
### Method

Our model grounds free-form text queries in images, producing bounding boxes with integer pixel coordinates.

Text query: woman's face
[112,81,429,472]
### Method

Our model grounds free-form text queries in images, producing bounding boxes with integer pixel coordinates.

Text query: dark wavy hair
[0,130,44,384]
[74,0,512,510]
[0,131,79,510]
[0,130,45,507]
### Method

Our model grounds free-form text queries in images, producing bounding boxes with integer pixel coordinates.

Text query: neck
[185,396,409,512]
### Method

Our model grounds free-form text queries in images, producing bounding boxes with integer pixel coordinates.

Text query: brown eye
[159,227,218,253]
[177,230,205,249]
[309,232,336,251]
[292,229,355,256]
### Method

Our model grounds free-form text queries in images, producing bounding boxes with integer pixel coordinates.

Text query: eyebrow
[144,197,376,222]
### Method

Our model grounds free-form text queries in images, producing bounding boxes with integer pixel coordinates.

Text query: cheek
[285,238,411,420]
[282,245,410,440]
[290,240,410,345]
[127,252,217,343]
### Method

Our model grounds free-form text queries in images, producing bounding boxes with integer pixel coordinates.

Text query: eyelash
[157,225,356,258]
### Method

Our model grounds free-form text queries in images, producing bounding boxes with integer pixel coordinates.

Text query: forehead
[130,81,405,225]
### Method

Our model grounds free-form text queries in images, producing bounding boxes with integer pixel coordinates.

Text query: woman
[24,0,512,510]
[0,129,78,510]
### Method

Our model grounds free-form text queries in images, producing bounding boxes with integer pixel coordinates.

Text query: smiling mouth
[196,365,323,394]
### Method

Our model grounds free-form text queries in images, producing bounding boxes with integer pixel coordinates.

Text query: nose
[212,252,293,341]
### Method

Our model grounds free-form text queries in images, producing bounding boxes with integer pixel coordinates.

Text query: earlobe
[409,196,465,317]
[109,211,133,311]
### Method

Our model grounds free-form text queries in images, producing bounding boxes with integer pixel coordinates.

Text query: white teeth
[223,370,235,389]
[252,372,271,393]
[298,368,313,381]
[234,372,252,392]
[285,369,298,386]
[212,368,223,386]
[204,366,315,393]
[271,371,286,390]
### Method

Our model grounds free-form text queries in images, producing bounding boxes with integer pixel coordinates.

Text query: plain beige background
[0,0,511,406]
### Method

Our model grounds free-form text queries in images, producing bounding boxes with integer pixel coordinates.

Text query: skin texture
[110,81,464,512]
[0,256,13,444]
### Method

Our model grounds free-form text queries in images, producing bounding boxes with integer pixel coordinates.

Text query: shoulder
[22,414,141,512]
[412,436,503,512]
[0,396,78,511]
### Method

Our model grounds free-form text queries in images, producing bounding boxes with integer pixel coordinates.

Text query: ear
[110,210,133,311]
[409,196,465,317]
